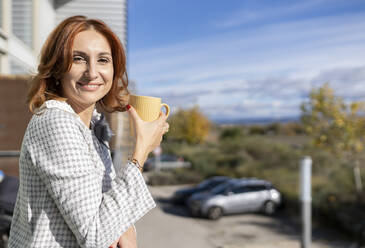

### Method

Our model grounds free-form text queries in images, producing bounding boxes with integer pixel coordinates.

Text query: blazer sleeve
[28,111,155,248]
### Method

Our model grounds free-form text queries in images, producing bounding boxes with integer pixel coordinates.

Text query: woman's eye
[73,56,85,63]
[99,57,111,64]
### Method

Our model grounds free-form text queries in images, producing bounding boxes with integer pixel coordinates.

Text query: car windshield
[210,181,233,195]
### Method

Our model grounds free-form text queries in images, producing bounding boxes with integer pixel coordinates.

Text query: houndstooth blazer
[8,100,156,248]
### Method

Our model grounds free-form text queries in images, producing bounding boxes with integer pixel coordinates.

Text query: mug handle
[161,103,170,117]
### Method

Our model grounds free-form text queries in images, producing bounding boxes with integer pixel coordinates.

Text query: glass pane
[12,0,33,47]
[0,0,3,29]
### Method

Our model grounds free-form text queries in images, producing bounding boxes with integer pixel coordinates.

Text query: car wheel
[262,201,276,215]
[207,206,223,220]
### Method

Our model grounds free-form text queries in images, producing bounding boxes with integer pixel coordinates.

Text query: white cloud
[130,10,365,121]
[213,0,330,29]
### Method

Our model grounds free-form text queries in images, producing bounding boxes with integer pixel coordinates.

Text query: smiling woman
[8,16,169,248]
[28,16,128,115]
[61,30,115,124]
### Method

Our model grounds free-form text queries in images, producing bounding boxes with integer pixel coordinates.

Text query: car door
[243,185,269,211]
[228,185,270,213]
[223,186,253,214]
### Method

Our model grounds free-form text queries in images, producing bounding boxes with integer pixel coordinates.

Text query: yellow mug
[129,94,170,121]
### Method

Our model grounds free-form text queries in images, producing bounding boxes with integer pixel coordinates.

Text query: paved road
[135,185,354,248]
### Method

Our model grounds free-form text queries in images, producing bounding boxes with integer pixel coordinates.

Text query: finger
[152,112,167,126]
[126,105,142,124]
[157,110,168,121]
[162,123,169,134]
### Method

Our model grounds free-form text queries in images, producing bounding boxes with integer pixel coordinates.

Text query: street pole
[300,156,312,248]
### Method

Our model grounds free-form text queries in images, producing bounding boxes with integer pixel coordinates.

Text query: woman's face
[61,29,114,112]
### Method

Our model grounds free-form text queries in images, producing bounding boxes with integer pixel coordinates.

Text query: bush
[219,126,244,140]
[248,125,266,135]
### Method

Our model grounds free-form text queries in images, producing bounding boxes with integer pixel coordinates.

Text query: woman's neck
[77,107,94,128]
[66,100,95,128]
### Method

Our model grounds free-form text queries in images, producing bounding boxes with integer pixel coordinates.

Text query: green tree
[219,126,244,140]
[166,106,211,144]
[301,83,365,193]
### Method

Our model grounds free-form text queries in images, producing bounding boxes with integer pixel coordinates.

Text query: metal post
[354,163,363,193]
[300,156,312,248]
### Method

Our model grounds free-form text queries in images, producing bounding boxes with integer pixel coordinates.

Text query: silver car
[187,178,281,220]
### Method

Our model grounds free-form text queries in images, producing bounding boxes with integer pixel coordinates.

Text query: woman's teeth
[83,85,99,88]
[77,83,101,90]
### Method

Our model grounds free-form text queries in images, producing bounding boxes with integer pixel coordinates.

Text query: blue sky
[128,0,365,122]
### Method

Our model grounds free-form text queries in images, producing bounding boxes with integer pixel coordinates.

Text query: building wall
[55,0,128,46]
[0,76,32,177]
[0,76,32,150]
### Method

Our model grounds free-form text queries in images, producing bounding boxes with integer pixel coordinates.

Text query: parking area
[135,185,353,248]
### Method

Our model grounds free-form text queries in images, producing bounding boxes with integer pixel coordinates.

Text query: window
[12,0,33,47]
[230,185,268,194]
[211,182,232,195]
[246,185,267,192]
[0,0,3,29]
[232,186,247,194]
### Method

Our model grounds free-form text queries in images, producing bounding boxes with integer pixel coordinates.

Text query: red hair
[27,15,129,113]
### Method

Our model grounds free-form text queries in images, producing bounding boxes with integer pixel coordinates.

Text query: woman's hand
[127,105,169,166]
[109,225,137,248]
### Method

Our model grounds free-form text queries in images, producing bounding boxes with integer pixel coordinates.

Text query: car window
[211,182,232,195]
[231,186,247,194]
[205,179,228,190]
[196,179,214,189]
[245,185,267,192]
[228,185,268,194]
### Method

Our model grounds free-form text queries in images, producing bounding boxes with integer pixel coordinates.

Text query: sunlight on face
[61,29,114,112]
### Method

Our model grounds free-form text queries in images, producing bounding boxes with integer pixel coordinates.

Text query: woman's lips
[77,82,102,91]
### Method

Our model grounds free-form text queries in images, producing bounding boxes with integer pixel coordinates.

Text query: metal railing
[0,151,20,158]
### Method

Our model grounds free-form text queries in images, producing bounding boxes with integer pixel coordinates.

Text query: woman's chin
[67,96,102,111]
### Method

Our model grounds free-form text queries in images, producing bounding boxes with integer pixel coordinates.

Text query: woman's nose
[85,61,98,80]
